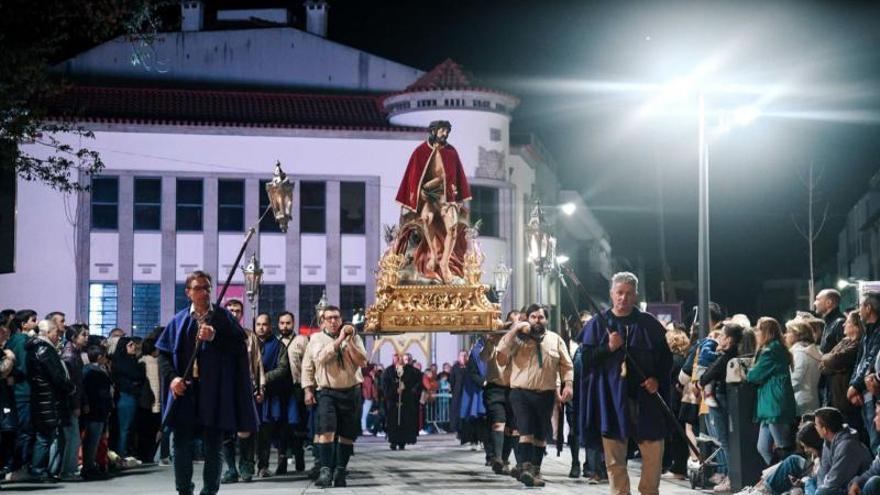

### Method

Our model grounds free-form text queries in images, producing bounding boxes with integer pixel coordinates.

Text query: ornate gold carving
[365,248,503,334]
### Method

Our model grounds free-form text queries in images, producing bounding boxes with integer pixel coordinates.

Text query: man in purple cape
[156,271,259,495]
[578,272,672,495]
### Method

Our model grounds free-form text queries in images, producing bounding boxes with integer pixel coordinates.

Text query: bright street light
[556,255,570,265]
[733,105,762,126]
[560,202,577,216]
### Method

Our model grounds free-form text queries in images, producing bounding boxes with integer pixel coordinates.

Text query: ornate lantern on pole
[526,199,557,305]
[493,258,513,305]
[241,253,264,330]
[264,161,294,233]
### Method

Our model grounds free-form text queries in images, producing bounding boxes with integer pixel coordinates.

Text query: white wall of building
[133,233,162,281]
[0,178,80,316]
[3,110,542,364]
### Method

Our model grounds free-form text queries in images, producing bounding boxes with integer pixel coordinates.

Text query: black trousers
[257,420,289,470]
[223,433,255,476]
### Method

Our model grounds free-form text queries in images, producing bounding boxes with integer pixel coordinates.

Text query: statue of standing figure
[394,121,472,283]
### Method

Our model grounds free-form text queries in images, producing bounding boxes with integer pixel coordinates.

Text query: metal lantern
[242,253,264,304]
[493,259,513,303]
[526,198,557,304]
[315,289,329,319]
[526,199,556,276]
[265,161,294,233]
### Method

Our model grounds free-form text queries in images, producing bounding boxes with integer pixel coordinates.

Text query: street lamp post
[161,162,293,438]
[242,253,264,332]
[526,199,557,305]
[697,92,711,338]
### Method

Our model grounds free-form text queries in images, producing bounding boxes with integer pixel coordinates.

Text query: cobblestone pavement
[5,434,703,494]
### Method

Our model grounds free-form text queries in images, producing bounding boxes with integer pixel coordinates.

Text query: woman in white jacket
[785,320,823,416]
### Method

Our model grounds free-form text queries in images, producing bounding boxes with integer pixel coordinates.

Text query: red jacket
[362,372,376,400]
[395,141,471,211]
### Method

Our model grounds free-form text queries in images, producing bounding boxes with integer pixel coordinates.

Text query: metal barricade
[425,391,452,433]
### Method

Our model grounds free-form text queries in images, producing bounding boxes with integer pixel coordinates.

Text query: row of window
[92,178,366,235]
[412,99,499,110]
[387,100,494,111]
[91,177,502,238]
[89,282,366,336]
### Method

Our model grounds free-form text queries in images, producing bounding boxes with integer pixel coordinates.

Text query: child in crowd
[697,330,723,407]
[82,345,113,480]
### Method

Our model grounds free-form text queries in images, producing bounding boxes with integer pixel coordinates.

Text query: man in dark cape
[578,272,672,495]
[467,338,493,464]
[381,354,422,450]
[254,313,299,478]
[458,342,487,447]
[448,351,468,433]
[156,271,259,495]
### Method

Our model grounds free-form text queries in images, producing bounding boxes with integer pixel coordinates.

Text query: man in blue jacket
[156,271,259,495]
[848,293,880,453]
[849,402,880,495]
[813,407,871,495]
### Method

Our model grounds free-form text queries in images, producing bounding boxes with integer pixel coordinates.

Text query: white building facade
[1,6,611,365]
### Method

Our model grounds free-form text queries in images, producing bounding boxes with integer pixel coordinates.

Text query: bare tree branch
[792,212,809,240]
[812,203,831,242]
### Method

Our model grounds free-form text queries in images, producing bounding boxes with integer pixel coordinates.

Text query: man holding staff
[579,272,673,495]
[156,270,259,495]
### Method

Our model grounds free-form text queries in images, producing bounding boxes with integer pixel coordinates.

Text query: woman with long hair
[784,320,823,416]
[136,328,163,463]
[111,336,145,458]
[820,311,863,439]
[747,317,797,465]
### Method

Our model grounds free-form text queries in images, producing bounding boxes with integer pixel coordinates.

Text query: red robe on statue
[395,141,472,211]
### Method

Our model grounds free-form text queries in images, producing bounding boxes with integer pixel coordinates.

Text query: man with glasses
[156,271,259,495]
[302,305,367,488]
[218,299,264,484]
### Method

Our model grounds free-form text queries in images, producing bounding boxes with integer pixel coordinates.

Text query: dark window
[218,180,245,232]
[340,285,365,322]
[299,284,326,328]
[176,179,203,231]
[340,182,365,234]
[91,177,118,230]
[88,282,118,336]
[258,180,281,233]
[132,283,161,337]
[175,283,189,313]
[300,182,326,234]
[134,178,161,231]
[259,284,286,326]
[490,128,502,142]
[470,186,500,237]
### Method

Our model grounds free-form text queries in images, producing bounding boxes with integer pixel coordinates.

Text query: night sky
[323,0,880,317]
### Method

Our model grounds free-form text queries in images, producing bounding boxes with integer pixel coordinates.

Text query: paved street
[3,434,700,494]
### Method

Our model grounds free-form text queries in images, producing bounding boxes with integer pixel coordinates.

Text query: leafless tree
[792,162,830,304]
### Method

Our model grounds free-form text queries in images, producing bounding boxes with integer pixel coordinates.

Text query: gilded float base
[365,283,503,333]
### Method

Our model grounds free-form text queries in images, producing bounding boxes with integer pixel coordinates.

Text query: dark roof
[407,58,476,91]
[402,59,517,100]
[45,86,423,132]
